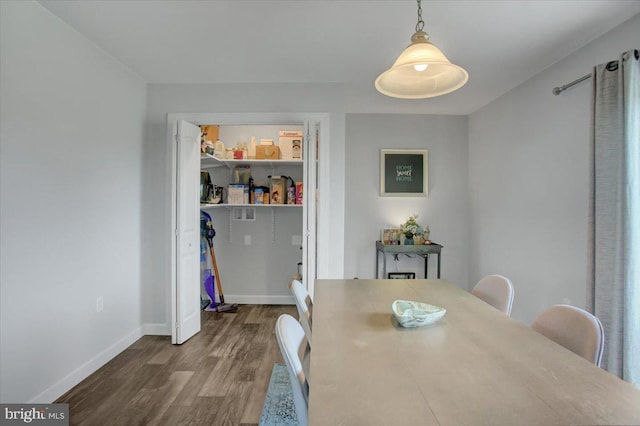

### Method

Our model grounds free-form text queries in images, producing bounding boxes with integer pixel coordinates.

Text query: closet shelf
[200,203,302,209]
[200,154,303,169]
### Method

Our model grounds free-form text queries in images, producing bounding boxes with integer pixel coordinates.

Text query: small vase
[404,235,414,245]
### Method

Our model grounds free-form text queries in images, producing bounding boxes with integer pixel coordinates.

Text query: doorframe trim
[166,112,330,327]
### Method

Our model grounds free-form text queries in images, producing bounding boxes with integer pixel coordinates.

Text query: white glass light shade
[375,32,468,99]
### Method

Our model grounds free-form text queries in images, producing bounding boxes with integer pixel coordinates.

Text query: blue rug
[259,363,299,426]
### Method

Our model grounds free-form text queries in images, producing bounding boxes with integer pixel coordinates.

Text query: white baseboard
[142,323,170,336]
[30,327,143,403]
[27,295,293,404]
[224,295,295,305]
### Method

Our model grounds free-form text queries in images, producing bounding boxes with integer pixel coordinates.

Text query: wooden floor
[56,304,297,426]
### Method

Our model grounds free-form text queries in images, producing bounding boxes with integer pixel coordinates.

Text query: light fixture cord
[415,0,424,32]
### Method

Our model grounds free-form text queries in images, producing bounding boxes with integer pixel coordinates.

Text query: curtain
[587,49,639,385]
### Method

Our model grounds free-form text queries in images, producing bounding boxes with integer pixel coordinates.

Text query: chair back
[276,314,309,426]
[472,274,515,316]
[291,279,313,345]
[531,304,605,366]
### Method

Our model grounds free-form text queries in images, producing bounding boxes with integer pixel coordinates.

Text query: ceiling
[38,0,640,114]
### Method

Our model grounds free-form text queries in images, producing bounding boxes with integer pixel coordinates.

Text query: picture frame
[380,149,428,197]
[381,228,402,245]
[388,272,416,279]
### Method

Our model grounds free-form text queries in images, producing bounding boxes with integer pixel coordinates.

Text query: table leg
[437,252,441,279]
[376,250,379,279]
[382,252,386,279]
[424,254,429,278]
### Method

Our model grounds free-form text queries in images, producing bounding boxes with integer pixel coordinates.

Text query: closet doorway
[167,113,326,344]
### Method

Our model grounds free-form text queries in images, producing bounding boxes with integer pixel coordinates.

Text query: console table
[375,241,443,279]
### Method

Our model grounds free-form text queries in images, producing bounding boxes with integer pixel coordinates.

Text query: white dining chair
[291,279,313,346]
[531,304,605,367]
[471,274,515,316]
[276,314,310,426]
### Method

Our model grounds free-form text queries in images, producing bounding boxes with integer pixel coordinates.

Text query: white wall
[0,1,147,402]
[3,0,633,403]
[468,14,640,325]
[143,84,346,331]
[345,114,469,287]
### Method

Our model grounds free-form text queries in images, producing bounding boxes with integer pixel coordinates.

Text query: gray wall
[468,14,640,325]
[0,1,147,402]
[345,114,469,287]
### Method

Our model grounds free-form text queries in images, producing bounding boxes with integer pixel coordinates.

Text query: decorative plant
[400,214,424,238]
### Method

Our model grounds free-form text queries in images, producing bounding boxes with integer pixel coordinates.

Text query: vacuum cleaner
[201,210,238,313]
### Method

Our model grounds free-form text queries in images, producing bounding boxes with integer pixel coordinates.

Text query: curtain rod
[553,73,591,95]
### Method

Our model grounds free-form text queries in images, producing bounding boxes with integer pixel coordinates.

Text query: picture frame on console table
[388,272,416,279]
[380,149,428,197]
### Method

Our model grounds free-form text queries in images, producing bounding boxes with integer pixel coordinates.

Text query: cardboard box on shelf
[243,186,250,204]
[279,130,303,160]
[228,184,245,205]
[269,177,285,205]
[287,186,296,204]
[256,145,280,160]
[266,145,280,159]
[295,182,303,204]
[254,188,264,204]
[292,139,302,159]
[200,125,219,142]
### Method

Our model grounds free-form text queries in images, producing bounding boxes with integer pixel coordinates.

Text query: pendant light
[375,0,468,99]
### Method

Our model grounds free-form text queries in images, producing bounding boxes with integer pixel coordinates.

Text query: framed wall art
[388,272,416,279]
[380,149,428,197]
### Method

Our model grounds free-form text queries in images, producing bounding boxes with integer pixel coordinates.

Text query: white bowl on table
[392,300,446,328]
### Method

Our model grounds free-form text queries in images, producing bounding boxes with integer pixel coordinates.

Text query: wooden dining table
[308,279,640,425]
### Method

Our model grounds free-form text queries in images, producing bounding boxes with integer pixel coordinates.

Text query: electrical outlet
[244,235,251,245]
[96,296,104,312]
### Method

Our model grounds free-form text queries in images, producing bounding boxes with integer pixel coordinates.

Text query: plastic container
[248,136,257,159]
[214,140,225,157]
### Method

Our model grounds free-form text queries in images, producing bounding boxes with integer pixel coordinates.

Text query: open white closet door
[303,120,319,297]
[172,120,201,344]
